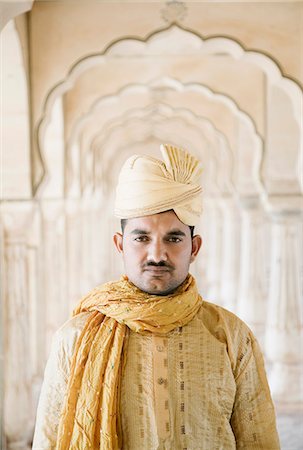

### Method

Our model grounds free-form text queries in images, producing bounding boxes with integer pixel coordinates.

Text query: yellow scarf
[56,274,202,449]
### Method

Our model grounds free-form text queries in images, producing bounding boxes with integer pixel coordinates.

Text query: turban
[114,144,203,226]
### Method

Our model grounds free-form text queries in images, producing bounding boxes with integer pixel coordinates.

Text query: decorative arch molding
[61,78,261,198]
[59,80,261,198]
[76,104,236,198]
[67,77,260,150]
[87,116,220,197]
[65,99,261,200]
[35,23,302,194]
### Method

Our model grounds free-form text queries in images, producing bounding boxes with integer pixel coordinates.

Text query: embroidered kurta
[32,300,280,449]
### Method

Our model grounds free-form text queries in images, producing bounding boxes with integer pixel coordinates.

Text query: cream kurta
[32,301,280,449]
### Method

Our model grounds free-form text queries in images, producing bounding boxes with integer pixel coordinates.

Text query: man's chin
[139,280,178,296]
[127,272,184,296]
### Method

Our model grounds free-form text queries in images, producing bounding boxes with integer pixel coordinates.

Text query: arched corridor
[1,1,302,448]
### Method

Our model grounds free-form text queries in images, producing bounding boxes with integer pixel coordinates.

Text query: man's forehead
[124,211,189,233]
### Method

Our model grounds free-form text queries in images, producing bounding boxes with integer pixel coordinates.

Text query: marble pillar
[219,196,241,313]
[265,211,303,410]
[0,218,4,450]
[237,197,268,342]
[98,201,114,283]
[1,202,35,450]
[203,198,223,305]
[40,200,68,355]
[80,195,95,294]
[65,198,82,312]
[90,194,105,287]
[194,202,209,295]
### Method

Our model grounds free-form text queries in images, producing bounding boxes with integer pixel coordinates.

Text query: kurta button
[157,377,167,386]
[156,345,164,352]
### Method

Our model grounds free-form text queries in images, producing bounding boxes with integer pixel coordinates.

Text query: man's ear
[113,232,123,254]
[190,235,202,263]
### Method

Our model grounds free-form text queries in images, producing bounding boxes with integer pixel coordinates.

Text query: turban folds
[114,144,203,226]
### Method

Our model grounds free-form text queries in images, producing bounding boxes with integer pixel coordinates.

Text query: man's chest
[120,321,237,450]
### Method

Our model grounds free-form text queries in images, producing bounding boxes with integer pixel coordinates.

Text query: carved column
[96,204,111,283]
[265,210,303,410]
[193,198,209,295]
[1,202,35,450]
[65,198,82,312]
[203,197,223,304]
[237,197,268,341]
[189,210,205,294]
[219,196,240,313]
[80,194,95,294]
[90,193,105,287]
[67,193,106,305]
[110,217,125,281]
[40,200,68,354]
[0,218,4,450]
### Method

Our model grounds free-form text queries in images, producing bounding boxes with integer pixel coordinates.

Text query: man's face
[113,210,202,295]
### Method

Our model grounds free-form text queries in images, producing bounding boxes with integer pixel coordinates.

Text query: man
[33,144,280,449]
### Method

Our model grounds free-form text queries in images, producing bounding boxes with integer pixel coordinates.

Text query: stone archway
[35,24,302,198]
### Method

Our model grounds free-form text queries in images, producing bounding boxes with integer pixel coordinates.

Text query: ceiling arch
[86,116,220,198]
[63,83,261,196]
[34,23,302,196]
[65,104,230,198]
[67,78,260,151]
[75,105,241,199]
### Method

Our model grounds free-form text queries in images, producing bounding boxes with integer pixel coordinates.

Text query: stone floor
[277,413,303,450]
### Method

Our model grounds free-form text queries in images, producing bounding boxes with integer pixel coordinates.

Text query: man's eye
[167,237,182,243]
[134,236,149,242]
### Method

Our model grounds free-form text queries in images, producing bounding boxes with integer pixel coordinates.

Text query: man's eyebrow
[166,229,186,236]
[130,229,151,235]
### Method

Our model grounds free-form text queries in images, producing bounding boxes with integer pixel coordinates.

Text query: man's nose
[147,239,167,263]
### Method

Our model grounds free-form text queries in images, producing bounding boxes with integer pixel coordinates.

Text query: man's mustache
[143,261,174,270]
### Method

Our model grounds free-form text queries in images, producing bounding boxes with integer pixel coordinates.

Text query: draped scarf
[56,274,202,449]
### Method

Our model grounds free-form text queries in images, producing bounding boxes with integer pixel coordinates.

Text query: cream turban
[114,144,203,226]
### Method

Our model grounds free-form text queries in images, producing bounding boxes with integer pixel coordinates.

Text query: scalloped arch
[75,103,243,197]
[56,78,261,197]
[35,23,302,194]
[61,82,262,198]
[86,111,223,196]
[67,77,260,150]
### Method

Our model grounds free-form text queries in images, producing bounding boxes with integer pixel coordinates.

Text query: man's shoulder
[201,299,249,325]
[198,300,258,374]
[51,312,93,352]
[199,299,255,342]
[56,311,92,334]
